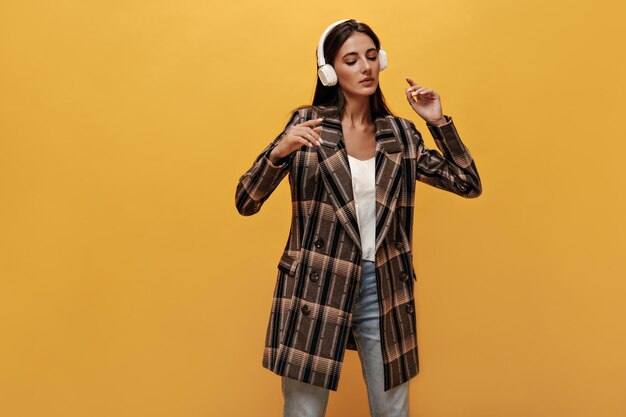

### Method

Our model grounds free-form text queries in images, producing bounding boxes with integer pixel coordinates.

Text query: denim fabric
[282,260,410,417]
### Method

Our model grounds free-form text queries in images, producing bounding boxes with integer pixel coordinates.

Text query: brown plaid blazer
[235,105,481,392]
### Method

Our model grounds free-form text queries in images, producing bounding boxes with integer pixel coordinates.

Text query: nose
[361,58,372,73]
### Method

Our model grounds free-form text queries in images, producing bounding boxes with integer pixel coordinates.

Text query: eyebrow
[342,48,378,59]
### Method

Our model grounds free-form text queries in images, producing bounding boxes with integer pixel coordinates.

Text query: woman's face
[332,32,380,98]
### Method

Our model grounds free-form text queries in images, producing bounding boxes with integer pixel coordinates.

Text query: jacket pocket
[277,252,300,277]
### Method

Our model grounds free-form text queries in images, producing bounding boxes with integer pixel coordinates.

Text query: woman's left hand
[405,77,445,125]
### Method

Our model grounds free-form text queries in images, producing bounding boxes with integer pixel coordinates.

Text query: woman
[236,19,481,417]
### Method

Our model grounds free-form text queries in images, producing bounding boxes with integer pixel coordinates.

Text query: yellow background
[1,0,625,416]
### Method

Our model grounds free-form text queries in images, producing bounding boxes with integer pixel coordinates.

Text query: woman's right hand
[269,118,324,164]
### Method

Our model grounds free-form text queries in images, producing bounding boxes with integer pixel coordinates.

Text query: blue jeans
[282,260,410,417]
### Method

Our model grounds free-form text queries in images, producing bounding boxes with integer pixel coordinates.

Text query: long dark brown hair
[294,20,395,119]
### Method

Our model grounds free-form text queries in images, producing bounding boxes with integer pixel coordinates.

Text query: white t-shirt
[347,154,376,262]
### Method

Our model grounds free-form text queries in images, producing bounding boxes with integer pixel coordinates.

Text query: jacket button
[395,240,403,249]
[400,271,409,282]
[309,271,319,282]
[406,303,414,314]
[315,238,325,249]
[301,304,310,315]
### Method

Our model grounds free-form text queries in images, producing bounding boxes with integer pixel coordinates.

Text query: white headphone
[317,19,388,87]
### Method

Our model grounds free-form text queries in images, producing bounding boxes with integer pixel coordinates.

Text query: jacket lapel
[316,106,404,256]
[372,116,404,254]
[317,111,362,252]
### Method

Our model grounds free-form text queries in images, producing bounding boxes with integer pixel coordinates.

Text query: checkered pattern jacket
[235,105,481,391]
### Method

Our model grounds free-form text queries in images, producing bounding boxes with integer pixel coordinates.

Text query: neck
[341,92,373,129]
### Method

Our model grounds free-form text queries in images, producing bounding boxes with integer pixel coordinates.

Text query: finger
[296,137,313,148]
[307,126,323,139]
[406,84,422,93]
[287,136,311,148]
[299,118,324,128]
[415,88,438,100]
[298,125,323,133]
[298,128,322,147]
[406,87,423,103]
[410,86,427,96]
[408,87,431,102]
[305,128,322,146]
[300,126,323,143]
[405,86,423,102]
[405,88,416,103]
[313,126,324,143]
[405,77,417,86]
[287,128,314,148]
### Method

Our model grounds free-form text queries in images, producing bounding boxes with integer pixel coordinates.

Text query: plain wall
[1,0,625,416]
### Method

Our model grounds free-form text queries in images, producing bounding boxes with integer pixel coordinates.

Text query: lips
[360,77,374,83]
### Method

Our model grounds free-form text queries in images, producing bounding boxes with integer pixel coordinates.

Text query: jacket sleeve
[409,115,482,198]
[235,110,302,216]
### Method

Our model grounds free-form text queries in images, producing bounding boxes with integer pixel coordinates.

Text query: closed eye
[346,57,378,66]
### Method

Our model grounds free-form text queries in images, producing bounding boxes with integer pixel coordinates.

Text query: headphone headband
[316,19,352,68]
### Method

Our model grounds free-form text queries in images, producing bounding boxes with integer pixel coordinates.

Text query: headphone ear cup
[318,64,338,86]
[378,49,388,71]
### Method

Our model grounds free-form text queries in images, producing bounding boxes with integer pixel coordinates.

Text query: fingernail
[318,138,324,144]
